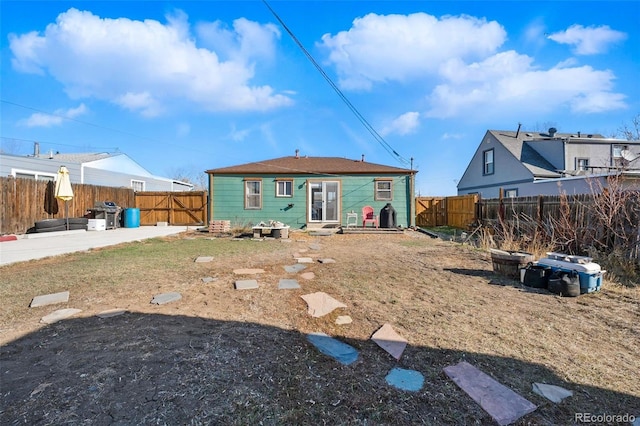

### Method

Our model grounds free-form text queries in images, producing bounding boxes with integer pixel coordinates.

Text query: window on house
[612,144,628,167]
[576,158,589,171]
[245,179,262,209]
[131,180,145,191]
[375,179,393,201]
[504,188,518,198]
[483,149,494,175]
[275,179,293,197]
[12,169,56,181]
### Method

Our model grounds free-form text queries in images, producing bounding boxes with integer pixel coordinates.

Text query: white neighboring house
[457,128,640,198]
[0,148,193,191]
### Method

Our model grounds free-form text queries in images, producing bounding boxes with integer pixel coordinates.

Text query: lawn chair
[362,206,379,228]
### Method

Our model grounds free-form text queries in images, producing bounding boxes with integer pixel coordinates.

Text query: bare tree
[615,113,640,141]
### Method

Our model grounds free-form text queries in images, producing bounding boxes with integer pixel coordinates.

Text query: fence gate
[135,191,207,226]
[415,197,446,227]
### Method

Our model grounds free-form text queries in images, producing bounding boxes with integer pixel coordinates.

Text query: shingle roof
[206,156,416,175]
[490,130,564,178]
[34,152,117,163]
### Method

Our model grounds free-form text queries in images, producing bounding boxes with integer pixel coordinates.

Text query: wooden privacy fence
[0,177,135,235]
[415,195,478,229]
[0,177,207,235]
[135,191,206,226]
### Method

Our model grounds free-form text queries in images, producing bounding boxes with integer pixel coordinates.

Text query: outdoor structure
[457,128,640,198]
[0,145,193,192]
[205,152,417,229]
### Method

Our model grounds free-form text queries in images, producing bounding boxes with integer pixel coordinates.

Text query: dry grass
[1,230,638,424]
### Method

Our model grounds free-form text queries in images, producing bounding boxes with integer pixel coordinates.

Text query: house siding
[211,173,412,228]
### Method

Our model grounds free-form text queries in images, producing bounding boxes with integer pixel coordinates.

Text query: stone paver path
[41,308,82,324]
[151,292,182,305]
[385,368,424,392]
[371,323,408,360]
[306,332,359,365]
[299,272,315,280]
[278,279,300,290]
[284,264,307,273]
[444,361,537,426]
[235,280,259,290]
[30,291,70,308]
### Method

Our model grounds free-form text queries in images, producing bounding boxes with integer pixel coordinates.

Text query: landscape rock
[30,291,70,308]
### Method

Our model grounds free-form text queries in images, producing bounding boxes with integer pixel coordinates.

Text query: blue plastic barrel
[124,208,140,228]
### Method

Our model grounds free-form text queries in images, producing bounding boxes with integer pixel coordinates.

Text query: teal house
[205,152,417,230]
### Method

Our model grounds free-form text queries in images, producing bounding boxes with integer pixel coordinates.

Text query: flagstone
[233,268,265,274]
[30,291,70,308]
[309,243,322,250]
[278,279,300,290]
[97,309,127,318]
[336,315,352,325]
[235,280,259,290]
[532,383,573,403]
[201,277,217,283]
[41,308,82,324]
[306,332,358,365]
[385,368,424,392]
[318,258,336,264]
[284,264,307,273]
[300,272,315,280]
[371,323,408,360]
[195,256,213,263]
[444,361,537,426]
[301,292,346,317]
[151,292,182,305]
[296,257,314,264]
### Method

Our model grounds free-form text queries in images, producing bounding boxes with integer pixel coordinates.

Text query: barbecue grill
[89,201,122,230]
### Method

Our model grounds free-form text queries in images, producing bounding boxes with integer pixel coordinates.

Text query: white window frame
[131,179,145,191]
[576,158,590,171]
[275,179,293,197]
[483,149,494,175]
[11,168,56,181]
[374,179,393,201]
[504,188,518,198]
[245,179,262,209]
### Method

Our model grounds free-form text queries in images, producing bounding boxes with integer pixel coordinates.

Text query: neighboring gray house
[0,148,193,191]
[457,128,640,198]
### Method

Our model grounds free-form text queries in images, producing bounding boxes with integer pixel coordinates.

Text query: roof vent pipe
[578,131,581,137]
[515,122,521,138]
[295,149,299,159]
[34,142,40,156]
[361,154,365,162]
[548,127,557,137]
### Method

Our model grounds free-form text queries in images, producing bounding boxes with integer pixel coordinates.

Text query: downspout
[208,172,214,223]
[410,158,416,228]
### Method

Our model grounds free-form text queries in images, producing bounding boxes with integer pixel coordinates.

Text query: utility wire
[262,1,411,168]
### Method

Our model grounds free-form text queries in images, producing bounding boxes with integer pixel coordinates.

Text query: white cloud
[380,112,420,136]
[9,8,292,115]
[19,103,87,127]
[547,24,627,55]
[228,123,251,142]
[319,12,506,90]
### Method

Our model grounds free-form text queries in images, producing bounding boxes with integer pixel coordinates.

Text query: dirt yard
[1,229,638,425]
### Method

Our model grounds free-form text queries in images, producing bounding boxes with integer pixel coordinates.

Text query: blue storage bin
[537,252,604,294]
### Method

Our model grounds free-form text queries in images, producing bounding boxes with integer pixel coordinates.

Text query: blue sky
[1,1,638,195]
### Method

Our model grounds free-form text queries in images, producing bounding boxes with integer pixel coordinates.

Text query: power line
[262,1,411,168]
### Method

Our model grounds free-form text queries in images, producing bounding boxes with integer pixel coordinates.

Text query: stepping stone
[195,256,213,263]
[41,308,82,324]
[296,257,314,264]
[300,272,315,280]
[201,277,217,283]
[235,280,259,290]
[308,231,333,236]
[309,243,322,250]
[151,292,182,305]
[318,258,336,264]
[30,291,70,308]
[336,315,352,325]
[278,279,300,290]
[443,361,537,426]
[306,332,358,365]
[97,309,126,318]
[385,368,424,392]
[532,383,573,403]
[371,323,408,360]
[301,292,346,317]
[284,264,307,273]
[233,268,265,274]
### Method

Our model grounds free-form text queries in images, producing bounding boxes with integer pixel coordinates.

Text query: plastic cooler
[537,252,604,294]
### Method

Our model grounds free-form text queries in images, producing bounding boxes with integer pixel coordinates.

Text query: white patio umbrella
[54,166,74,230]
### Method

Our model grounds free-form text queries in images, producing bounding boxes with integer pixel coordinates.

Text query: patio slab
[443,361,536,426]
